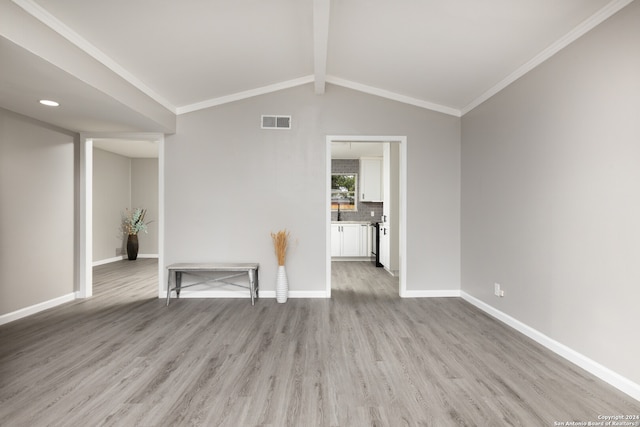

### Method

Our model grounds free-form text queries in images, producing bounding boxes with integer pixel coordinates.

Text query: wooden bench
[165,263,259,306]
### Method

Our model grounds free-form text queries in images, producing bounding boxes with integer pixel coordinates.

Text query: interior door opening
[80,134,164,299]
[326,136,407,298]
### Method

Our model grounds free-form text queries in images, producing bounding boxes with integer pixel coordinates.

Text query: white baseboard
[93,254,159,266]
[288,290,329,298]
[93,256,124,266]
[384,267,400,277]
[0,293,76,326]
[401,289,461,298]
[461,291,640,402]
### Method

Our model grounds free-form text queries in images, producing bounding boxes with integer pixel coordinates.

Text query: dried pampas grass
[270,229,290,266]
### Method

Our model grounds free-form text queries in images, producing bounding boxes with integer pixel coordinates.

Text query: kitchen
[330,141,400,287]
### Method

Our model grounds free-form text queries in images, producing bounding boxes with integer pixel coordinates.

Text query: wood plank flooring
[1,259,638,426]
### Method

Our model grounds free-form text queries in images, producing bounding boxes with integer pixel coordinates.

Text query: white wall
[0,109,75,315]
[93,148,130,261]
[461,1,640,385]
[165,83,460,294]
[93,149,159,262]
[131,158,159,255]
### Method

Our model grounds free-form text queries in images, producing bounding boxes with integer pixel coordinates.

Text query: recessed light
[39,99,59,107]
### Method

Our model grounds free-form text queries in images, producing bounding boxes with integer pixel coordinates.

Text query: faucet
[337,203,341,221]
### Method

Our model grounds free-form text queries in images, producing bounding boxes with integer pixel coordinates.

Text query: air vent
[261,115,291,130]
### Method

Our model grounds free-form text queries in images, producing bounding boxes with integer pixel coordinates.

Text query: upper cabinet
[360,157,383,202]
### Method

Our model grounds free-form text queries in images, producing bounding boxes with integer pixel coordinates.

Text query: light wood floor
[1,260,638,426]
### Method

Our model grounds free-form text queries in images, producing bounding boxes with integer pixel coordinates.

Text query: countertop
[331,221,373,224]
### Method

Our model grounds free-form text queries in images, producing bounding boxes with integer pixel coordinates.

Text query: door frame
[78,132,165,299]
[325,135,407,297]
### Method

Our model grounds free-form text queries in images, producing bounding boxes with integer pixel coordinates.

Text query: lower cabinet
[331,223,370,257]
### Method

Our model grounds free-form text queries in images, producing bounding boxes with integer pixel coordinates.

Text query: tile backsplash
[331,159,384,222]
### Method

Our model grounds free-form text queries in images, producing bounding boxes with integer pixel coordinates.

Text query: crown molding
[461,0,635,115]
[176,76,315,115]
[12,0,176,114]
[178,75,462,116]
[326,76,462,117]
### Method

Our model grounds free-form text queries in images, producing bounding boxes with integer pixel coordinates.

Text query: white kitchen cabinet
[331,223,370,258]
[380,147,390,268]
[379,142,399,274]
[341,225,360,256]
[360,158,383,202]
[331,224,342,257]
[360,224,370,257]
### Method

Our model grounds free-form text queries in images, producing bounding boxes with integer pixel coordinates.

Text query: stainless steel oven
[371,222,382,267]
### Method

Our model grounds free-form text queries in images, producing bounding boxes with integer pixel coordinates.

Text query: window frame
[331,173,358,212]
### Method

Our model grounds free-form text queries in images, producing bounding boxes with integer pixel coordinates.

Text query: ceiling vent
[261,115,291,130]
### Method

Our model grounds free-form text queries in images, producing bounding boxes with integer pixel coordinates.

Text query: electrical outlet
[371,211,375,217]
[494,283,504,297]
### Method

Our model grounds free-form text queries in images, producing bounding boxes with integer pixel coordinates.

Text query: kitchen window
[331,173,357,211]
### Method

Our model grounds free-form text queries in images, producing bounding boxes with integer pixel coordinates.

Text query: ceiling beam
[313,0,331,94]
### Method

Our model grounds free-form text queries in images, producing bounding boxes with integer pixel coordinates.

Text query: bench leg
[165,271,172,306]
[165,271,182,307]
[255,269,259,301]
[248,269,256,306]
[175,271,182,298]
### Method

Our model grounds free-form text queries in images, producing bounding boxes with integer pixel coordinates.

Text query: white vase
[276,265,288,303]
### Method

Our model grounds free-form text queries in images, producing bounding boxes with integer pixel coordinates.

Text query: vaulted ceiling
[0,0,634,133]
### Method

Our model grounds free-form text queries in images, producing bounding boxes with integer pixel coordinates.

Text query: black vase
[127,234,139,260]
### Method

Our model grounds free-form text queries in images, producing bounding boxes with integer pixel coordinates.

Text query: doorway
[325,135,407,298]
[79,133,165,299]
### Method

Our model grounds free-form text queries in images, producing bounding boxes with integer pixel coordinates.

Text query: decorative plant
[270,229,290,266]
[123,208,149,235]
